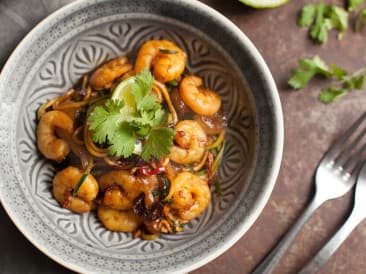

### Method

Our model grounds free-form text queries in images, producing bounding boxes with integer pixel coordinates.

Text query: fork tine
[334,126,366,166]
[343,141,366,174]
[323,112,366,162]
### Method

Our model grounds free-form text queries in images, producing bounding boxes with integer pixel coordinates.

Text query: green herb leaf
[299,56,332,76]
[344,74,365,89]
[298,4,316,27]
[288,69,316,89]
[348,0,364,11]
[88,70,173,159]
[141,127,174,161]
[131,69,155,110]
[309,3,328,43]
[331,65,348,80]
[288,56,331,89]
[319,87,346,103]
[362,8,366,25]
[299,3,348,43]
[88,99,125,144]
[326,6,348,39]
[107,123,136,157]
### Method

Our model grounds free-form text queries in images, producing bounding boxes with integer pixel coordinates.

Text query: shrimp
[37,110,73,162]
[90,56,132,90]
[135,40,187,83]
[179,75,221,116]
[164,172,211,222]
[53,166,99,213]
[98,170,159,210]
[98,206,142,232]
[169,120,207,164]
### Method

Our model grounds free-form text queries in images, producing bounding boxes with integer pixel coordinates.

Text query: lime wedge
[238,0,288,8]
[111,77,136,110]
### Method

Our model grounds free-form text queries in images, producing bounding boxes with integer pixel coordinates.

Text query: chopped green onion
[166,80,179,87]
[214,177,222,196]
[159,48,178,54]
[206,130,225,150]
[195,169,207,176]
[160,177,170,199]
[72,173,88,196]
[212,142,225,174]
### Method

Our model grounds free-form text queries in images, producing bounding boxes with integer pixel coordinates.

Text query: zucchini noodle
[153,80,178,124]
[83,125,108,157]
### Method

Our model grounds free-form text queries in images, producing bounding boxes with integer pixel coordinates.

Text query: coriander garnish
[88,70,174,161]
[288,56,365,103]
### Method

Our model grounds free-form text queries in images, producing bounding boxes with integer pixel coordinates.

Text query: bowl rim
[0,0,284,273]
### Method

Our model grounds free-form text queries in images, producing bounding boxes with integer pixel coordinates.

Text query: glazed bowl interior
[0,0,283,273]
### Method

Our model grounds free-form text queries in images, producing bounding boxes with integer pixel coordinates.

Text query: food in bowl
[36,39,227,239]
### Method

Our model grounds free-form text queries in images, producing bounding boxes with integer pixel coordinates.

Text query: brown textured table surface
[1,0,366,273]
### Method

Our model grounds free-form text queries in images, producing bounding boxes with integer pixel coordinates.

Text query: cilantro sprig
[348,0,365,11]
[298,3,348,43]
[88,70,174,161]
[288,56,365,103]
[288,56,332,89]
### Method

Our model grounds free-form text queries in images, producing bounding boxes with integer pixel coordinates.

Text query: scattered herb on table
[288,56,332,89]
[288,56,365,103]
[348,0,365,11]
[355,7,366,31]
[298,3,348,43]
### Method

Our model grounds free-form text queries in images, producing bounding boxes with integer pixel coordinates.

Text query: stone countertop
[1,0,366,273]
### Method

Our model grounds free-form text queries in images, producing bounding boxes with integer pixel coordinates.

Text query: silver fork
[298,161,366,274]
[252,113,366,274]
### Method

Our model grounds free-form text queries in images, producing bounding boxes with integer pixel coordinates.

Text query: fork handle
[298,211,364,274]
[251,196,324,274]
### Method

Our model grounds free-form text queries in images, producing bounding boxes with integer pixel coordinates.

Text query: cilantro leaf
[108,123,136,157]
[138,94,159,111]
[288,56,331,89]
[348,0,364,11]
[289,55,366,103]
[354,8,366,32]
[331,65,347,80]
[88,70,173,160]
[326,6,348,39]
[141,127,174,161]
[309,3,328,43]
[288,69,316,89]
[300,56,332,76]
[132,69,155,111]
[88,99,124,143]
[344,74,365,89]
[356,9,366,31]
[319,87,346,103]
[298,4,316,27]
[299,3,348,44]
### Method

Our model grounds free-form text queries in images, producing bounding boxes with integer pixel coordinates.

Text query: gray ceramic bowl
[0,0,283,273]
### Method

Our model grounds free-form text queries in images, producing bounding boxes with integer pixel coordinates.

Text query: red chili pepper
[137,166,166,176]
